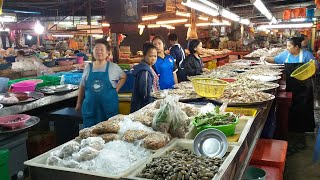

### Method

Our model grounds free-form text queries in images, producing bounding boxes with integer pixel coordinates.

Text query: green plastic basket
[8,76,61,89]
[192,118,239,136]
[118,64,131,70]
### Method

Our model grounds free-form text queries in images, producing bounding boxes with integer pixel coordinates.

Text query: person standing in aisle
[130,43,159,112]
[183,39,209,78]
[168,33,187,82]
[263,37,316,154]
[76,39,127,128]
[152,36,178,89]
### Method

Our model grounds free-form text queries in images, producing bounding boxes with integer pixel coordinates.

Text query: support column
[87,0,92,53]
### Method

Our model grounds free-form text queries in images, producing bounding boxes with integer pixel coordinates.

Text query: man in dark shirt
[168,33,186,82]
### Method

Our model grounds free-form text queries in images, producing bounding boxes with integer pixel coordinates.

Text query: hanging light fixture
[257,23,313,30]
[182,0,219,17]
[176,11,190,17]
[251,0,276,24]
[34,20,44,34]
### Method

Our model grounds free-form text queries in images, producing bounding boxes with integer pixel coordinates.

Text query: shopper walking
[168,33,187,82]
[152,35,178,89]
[76,39,127,128]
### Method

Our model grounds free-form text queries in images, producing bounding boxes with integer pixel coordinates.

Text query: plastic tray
[9,76,61,89]
[24,140,154,180]
[225,107,258,117]
[192,118,239,136]
[127,139,240,180]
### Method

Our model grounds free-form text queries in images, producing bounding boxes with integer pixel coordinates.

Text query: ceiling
[2,0,316,23]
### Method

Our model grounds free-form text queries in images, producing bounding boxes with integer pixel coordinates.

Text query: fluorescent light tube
[258,23,313,29]
[182,1,219,17]
[142,15,158,21]
[156,19,188,24]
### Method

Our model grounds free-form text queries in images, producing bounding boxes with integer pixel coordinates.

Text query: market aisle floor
[284,133,320,180]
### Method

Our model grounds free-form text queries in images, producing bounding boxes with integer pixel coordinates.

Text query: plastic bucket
[0,149,10,180]
[11,81,36,92]
[243,166,266,180]
[76,56,84,64]
[0,77,9,93]
[5,56,16,63]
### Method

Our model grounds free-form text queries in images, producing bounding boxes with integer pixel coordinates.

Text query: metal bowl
[193,129,228,158]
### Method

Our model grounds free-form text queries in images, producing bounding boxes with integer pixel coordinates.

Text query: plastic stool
[250,139,288,173]
[50,107,82,145]
[275,92,292,139]
[253,165,283,180]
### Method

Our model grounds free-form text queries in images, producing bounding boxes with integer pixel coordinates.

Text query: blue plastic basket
[119,70,134,93]
[63,73,83,85]
[5,56,16,63]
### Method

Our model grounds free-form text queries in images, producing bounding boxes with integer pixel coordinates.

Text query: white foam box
[127,139,240,180]
[24,139,153,180]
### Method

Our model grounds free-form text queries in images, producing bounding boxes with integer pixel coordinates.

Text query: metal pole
[87,0,92,54]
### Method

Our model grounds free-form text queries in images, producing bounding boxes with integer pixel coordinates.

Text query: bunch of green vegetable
[193,106,237,127]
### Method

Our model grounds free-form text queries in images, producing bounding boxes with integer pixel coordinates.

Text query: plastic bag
[57,141,80,158]
[151,96,176,133]
[81,137,105,151]
[118,117,154,137]
[143,132,171,150]
[169,105,190,138]
[152,95,190,138]
[72,147,100,161]
[46,156,62,166]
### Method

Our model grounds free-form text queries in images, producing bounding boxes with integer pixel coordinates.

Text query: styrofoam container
[127,139,240,180]
[24,140,154,180]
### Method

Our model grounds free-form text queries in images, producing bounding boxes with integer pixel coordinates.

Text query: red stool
[275,92,292,139]
[250,139,288,173]
[217,60,225,66]
[253,165,283,180]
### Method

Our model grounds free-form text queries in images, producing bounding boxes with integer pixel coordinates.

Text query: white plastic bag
[80,137,105,151]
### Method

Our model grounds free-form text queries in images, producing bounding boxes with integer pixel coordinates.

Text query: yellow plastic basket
[225,107,258,117]
[191,78,228,98]
[291,60,316,80]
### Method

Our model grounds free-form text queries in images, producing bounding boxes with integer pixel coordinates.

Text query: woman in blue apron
[76,39,127,128]
[264,37,316,154]
[152,35,178,89]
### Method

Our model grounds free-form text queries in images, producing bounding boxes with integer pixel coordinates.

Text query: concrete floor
[283,76,320,180]
[284,133,320,180]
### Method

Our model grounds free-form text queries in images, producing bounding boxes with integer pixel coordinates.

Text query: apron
[82,62,119,128]
[285,50,315,132]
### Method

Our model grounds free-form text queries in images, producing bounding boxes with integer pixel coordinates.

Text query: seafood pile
[47,138,151,175]
[215,89,275,104]
[77,100,200,149]
[138,146,224,180]
[151,89,201,100]
[226,78,279,92]
[244,48,285,58]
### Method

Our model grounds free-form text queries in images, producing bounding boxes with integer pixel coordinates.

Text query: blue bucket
[0,77,9,93]
[5,56,16,63]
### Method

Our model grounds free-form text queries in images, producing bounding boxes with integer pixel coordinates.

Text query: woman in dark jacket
[130,43,159,112]
[182,39,209,78]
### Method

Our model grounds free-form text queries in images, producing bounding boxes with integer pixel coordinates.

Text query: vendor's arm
[116,73,127,93]
[137,71,152,103]
[264,56,275,63]
[75,86,84,112]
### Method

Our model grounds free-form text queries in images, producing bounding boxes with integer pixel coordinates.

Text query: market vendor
[76,39,127,128]
[130,43,159,112]
[263,37,316,153]
[182,39,209,78]
[152,36,178,89]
